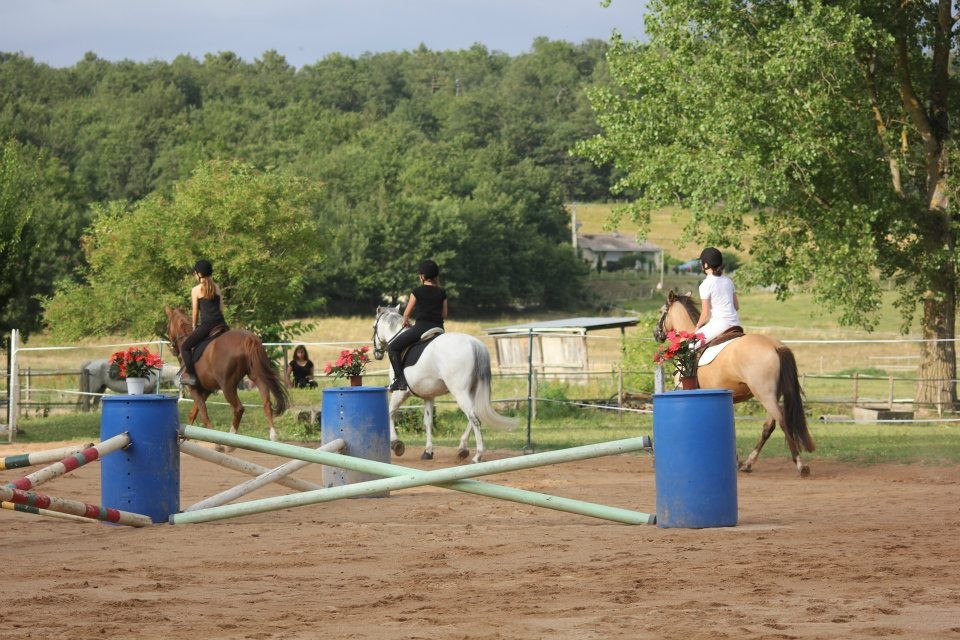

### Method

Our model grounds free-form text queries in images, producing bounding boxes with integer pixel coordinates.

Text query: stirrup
[388,378,407,391]
[180,373,197,387]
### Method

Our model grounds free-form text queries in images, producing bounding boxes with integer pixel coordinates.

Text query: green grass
[17,395,959,466]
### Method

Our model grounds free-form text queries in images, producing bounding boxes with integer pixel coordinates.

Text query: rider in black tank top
[180,260,229,386]
[387,260,447,391]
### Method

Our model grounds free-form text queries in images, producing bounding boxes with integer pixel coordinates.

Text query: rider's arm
[401,294,417,327]
[441,298,448,320]
[190,286,200,329]
[696,298,711,329]
[733,291,739,311]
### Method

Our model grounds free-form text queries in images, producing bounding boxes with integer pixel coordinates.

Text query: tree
[580,1,960,408]
[43,159,324,342]
[0,138,73,344]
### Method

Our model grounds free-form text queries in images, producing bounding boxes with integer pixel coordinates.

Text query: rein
[372,311,404,361]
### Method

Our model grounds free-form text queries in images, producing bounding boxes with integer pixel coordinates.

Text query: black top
[290,359,314,387]
[199,294,227,327]
[412,285,446,325]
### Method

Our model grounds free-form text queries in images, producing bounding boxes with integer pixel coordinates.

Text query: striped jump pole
[0,443,95,470]
[184,438,346,512]
[4,433,131,492]
[0,486,152,527]
[179,441,324,493]
[1,501,100,524]
[174,425,654,526]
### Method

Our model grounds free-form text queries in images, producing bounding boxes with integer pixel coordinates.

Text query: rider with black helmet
[696,247,740,343]
[179,259,229,386]
[387,260,448,391]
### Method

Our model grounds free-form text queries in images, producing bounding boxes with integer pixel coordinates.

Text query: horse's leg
[421,399,435,460]
[189,393,224,451]
[388,390,409,457]
[220,385,246,449]
[455,414,484,464]
[739,417,776,473]
[779,423,810,477]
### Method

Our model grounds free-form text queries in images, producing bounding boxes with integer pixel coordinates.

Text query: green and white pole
[173,425,654,526]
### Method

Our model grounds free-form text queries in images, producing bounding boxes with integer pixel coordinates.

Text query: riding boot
[388,352,407,391]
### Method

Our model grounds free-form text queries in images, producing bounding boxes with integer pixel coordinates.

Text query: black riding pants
[181,321,227,375]
[387,321,442,378]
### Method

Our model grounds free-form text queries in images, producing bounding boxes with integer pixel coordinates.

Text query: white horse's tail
[471,341,516,429]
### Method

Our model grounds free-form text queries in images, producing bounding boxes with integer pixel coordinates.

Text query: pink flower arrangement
[323,346,370,379]
[653,330,704,378]
[108,346,164,380]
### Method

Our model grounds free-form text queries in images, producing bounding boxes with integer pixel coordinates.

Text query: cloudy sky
[1,0,647,68]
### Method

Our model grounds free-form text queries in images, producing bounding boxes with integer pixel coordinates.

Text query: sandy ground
[0,438,958,640]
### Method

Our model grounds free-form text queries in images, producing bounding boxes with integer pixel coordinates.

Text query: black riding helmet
[193,259,213,277]
[700,247,723,270]
[418,259,440,279]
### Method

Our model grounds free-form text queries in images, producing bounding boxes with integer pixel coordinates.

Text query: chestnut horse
[655,291,816,476]
[164,306,288,448]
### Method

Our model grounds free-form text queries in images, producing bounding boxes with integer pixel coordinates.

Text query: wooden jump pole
[178,441,324,493]
[5,433,131,491]
[174,425,654,526]
[184,438,346,512]
[0,485,152,527]
[0,443,95,470]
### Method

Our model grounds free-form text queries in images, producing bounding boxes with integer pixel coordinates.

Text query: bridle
[654,305,669,343]
[371,310,404,361]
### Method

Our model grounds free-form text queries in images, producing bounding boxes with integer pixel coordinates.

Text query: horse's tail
[777,346,815,453]
[470,341,517,429]
[245,337,289,416]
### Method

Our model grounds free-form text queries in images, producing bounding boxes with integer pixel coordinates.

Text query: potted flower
[653,330,705,390]
[323,346,371,387]
[108,346,165,395]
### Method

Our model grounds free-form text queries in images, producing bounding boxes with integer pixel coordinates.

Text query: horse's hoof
[799,465,811,477]
[268,430,278,442]
[391,440,405,456]
[456,448,469,461]
[215,444,225,453]
[420,451,433,461]
[738,464,753,473]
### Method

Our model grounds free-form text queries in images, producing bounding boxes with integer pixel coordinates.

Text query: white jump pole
[184,438,346,512]
[178,441,323,493]
[174,425,654,526]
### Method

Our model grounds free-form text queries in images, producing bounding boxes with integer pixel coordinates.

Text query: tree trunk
[915,285,956,412]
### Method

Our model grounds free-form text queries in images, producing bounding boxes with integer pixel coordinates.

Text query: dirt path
[1,440,958,639]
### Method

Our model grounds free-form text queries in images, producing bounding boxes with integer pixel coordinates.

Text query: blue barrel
[100,395,180,524]
[653,389,737,528]
[321,386,390,497]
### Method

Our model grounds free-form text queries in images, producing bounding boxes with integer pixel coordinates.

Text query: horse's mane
[673,293,700,325]
[167,308,192,337]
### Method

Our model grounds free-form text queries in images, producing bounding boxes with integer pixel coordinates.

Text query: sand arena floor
[1,439,958,640]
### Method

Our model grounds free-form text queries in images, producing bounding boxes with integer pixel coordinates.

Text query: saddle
[695,326,744,362]
[399,328,444,369]
[184,325,229,362]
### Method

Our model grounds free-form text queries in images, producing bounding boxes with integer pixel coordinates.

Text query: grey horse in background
[77,359,180,411]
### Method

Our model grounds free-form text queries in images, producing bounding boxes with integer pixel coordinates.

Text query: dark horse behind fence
[164,306,288,448]
[655,291,816,476]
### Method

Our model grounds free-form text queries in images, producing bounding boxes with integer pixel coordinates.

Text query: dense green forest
[0,38,621,341]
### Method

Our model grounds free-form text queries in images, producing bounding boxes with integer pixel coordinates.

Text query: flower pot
[350,375,363,387]
[126,377,148,395]
[680,376,699,390]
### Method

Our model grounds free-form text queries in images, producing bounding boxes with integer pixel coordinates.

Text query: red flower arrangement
[653,330,705,378]
[323,346,370,379]
[108,346,165,380]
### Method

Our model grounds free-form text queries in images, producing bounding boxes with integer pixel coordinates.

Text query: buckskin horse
[372,304,516,463]
[655,291,816,476]
[164,306,288,448]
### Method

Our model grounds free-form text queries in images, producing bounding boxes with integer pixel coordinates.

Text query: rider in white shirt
[696,247,740,343]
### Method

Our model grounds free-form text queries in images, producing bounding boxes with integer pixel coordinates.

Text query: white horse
[373,305,516,463]
[77,359,180,411]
